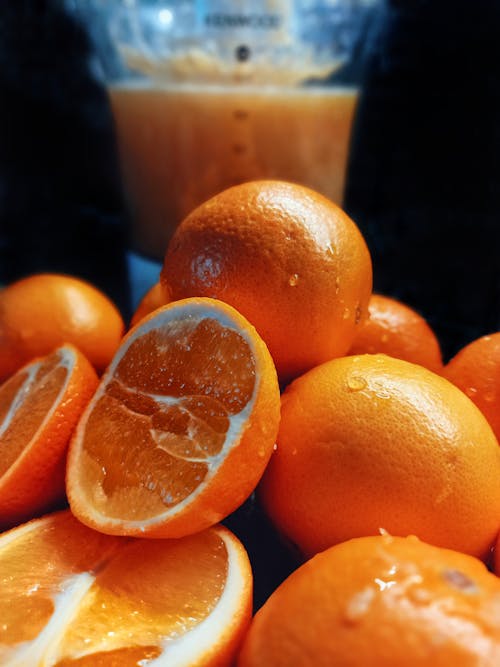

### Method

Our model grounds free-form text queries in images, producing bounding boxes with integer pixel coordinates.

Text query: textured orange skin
[130,281,171,328]
[0,273,125,381]
[442,333,500,444]
[238,534,500,667]
[348,293,443,372]
[161,180,372,383]
[0,346,98,529]
[259,353,500,560]
[67,297,281,539]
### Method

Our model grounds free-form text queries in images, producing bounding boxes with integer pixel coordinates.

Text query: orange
[237,533,500,667]
[0,273,125,381]
[161,180,372,383]
[348,293,443,372]
[0,345,98,529]
[0,509,252,666]
[442,332,500,443]
[130,281,170,328]
[259,353,500,560]
[67,297,280,538]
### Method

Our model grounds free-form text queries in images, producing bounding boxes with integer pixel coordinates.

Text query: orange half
[0,345,98,528]
[0,510,252,666]
[67,297,280,538]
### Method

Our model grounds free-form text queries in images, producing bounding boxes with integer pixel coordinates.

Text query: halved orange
[0,509,252,666]
[67,297,281,538]
[0,345,98,529]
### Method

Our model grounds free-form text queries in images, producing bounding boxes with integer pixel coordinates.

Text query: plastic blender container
[69,0,381,300]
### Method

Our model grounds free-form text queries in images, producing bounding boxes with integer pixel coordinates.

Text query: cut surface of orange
[67,297,280,538]
[0,345,98,529]
[0,510,252,666]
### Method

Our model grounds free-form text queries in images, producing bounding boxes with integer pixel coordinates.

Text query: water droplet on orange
[347,376,367,392]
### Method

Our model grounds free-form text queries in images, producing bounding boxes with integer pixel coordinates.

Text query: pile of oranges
[1,180,499,666]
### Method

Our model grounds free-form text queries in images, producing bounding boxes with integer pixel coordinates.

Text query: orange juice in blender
[109,83,358,258]
[72,0,379,260]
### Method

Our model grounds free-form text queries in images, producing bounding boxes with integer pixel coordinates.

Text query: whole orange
[161,180,372,382]
[67,297,280,539]
[442,332,500,443]
[348,293,443,372]
[259,353,500,560]
[0,273,125,380]
[238,533,500,667]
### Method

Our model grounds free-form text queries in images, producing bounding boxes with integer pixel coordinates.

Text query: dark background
[1,0,499,360]
[0,0,129,313]
[345,0,500,361]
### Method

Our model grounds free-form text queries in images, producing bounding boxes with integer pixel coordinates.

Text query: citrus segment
[237,534,500,667]
[0,345,98,528]
[0,511,123,661]
[67,297,280,538]
[0,510,252,666]
[259,353,500,560]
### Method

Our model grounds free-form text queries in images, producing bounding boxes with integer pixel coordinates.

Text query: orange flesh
[1,513,229,665]
[54,531,227,665]
[78,318,256,521]
[54,647,162,666]
[0,513,122,649]
[109,85,358,259]
[0,350,70,476]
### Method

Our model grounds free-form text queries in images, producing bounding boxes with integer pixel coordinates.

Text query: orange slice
[0,345,98,529]
[0,509,252,666]
[67,297,280,538]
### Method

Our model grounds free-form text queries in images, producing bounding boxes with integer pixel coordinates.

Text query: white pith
[4,573,96,667]
[71,300,260,530]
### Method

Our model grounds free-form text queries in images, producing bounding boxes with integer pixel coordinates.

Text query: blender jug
[69,0,381,261]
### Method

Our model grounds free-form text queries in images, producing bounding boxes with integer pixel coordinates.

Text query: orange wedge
[0,345,98,529]
[0,509,252,666]
[67,297,281,538]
